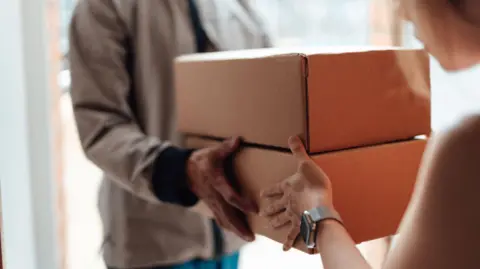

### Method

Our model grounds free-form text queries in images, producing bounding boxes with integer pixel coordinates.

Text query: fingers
[214,198,255,242]
[269,210,294,229]
[260,197,287,217]
[214,175,257,213]
[223,209,255,242]
[209,137,257,213]
[288,136,309,162]
[216,137,241,159]
[260,184,283,198]
[283,222,300,251]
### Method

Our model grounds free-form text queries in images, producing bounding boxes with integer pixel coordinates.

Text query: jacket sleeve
[68,0,198,206]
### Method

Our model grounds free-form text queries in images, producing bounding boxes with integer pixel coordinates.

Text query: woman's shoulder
[446,115,480,145]
[415,115,480,190]
[427,115,480,172]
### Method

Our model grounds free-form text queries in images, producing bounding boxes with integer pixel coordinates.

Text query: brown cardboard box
[186,137,426,253]
[176,47,430,153]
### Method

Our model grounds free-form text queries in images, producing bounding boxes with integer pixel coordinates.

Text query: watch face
[301,207,342,250]
[300,214,314,248]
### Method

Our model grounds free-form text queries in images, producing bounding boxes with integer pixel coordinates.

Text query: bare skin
[260,136,371,266]
[260,1,480,267]
[262,116,480,269]
[187,137,257,241]
[260,136,334,251]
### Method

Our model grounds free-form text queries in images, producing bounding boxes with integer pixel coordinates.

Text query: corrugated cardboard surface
[306,50,430,152]
[175,54,307,148]
[186,137,426,253]
[175,47,430,153]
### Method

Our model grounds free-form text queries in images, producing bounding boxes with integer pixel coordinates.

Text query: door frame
[0,0,61,268]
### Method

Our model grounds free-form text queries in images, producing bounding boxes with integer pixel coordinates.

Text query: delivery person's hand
[187,137,257,242]
[260,136,334,251]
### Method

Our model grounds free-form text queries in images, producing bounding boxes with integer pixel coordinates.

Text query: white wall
[0,0,60,268]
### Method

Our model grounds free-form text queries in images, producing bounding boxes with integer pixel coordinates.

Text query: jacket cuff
[151,146,198,206]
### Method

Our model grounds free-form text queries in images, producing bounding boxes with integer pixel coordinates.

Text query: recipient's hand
[260,136,334,251]
[187,137,257,242]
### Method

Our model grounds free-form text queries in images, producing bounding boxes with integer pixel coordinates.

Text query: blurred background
[2,0,480,269]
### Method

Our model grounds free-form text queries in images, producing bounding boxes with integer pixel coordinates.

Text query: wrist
[315,219,345,252]
[301,205,342,250]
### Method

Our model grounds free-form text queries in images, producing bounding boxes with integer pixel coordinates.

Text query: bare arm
[382,116,480,269]
[315,221,372,269]
[314,117,480,269]
[262,116,480,269]
[260,137,372,269]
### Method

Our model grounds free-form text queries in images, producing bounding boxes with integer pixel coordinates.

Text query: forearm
[70,0,198,207]
[316,220,372,269]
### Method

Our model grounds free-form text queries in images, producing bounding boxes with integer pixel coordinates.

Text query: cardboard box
[175,47,431,153]
[186,137,426,253]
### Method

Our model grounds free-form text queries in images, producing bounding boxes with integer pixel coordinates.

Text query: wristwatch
[300,206,343,249]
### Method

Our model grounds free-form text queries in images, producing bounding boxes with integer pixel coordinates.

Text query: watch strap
[301,206,343,249]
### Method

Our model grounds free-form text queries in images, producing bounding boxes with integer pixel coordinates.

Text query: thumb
[217,137,241,159]
[288,136,309,162]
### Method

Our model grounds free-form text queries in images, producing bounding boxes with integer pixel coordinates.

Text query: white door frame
[0,0,60,268]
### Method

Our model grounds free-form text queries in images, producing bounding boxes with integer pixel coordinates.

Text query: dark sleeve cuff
[151,146,199,207]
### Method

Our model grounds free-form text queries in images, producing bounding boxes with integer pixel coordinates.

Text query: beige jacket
[68,0,270,268]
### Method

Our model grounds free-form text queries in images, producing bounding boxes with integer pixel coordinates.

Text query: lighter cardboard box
[175,47,430,153]
[186,137,426,253]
